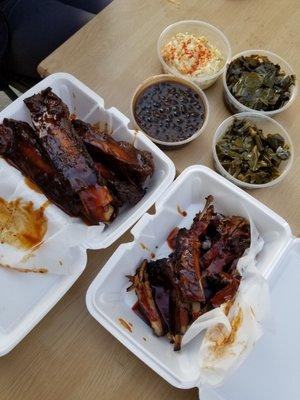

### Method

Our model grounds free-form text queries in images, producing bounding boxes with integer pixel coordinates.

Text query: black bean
[134,80,205,143]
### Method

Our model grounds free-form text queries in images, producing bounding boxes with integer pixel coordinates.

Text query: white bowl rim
[157,19,232,83]
[212,111,294,189]
[222,49,298,116]
[131,73,210,147]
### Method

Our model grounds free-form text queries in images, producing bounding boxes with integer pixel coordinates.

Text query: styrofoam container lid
[0,72,175,355]
[201,238,300,400]
[86,165,293,390]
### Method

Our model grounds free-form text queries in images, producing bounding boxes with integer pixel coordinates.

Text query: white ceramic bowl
[223,49,297,116]
[157,20,231,90]
[131,74,209,147]
[212,112,294,189]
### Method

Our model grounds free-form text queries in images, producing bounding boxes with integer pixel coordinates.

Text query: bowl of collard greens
[223,50,297,116]
[212,112,294,189]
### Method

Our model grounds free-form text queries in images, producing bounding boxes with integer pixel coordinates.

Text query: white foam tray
[0,73,175,356]
[86,165,293,389]
[202,237,300,400]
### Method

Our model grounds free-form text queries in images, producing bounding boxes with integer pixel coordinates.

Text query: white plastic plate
[86,165,292,389]
[0,73,175,356]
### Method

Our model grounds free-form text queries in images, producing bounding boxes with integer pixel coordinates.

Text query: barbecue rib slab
[128,196,251,351]
[71,119,154,185]
[0,119,81,216]
[24,88,115,224]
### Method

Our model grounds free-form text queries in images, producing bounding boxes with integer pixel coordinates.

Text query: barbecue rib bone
[71,119,154,185]
[0,119,81,217]
[24,87,115,224]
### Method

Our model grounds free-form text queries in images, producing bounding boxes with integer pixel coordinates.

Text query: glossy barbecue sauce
[118,318,133,333]
[0,197,48,250]
[167,227,179,250]
[24,177,43,194]
[134,81,205,143]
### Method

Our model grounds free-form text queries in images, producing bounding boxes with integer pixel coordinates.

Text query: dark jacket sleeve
[0,10,9,89]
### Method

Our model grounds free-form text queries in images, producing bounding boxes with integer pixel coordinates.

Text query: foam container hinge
[0,73,175,356]
[86,165,293,389]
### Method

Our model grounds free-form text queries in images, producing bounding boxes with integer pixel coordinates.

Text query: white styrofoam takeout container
[0,73,175,356]
[86,165,300,400]
[200,237,300,400]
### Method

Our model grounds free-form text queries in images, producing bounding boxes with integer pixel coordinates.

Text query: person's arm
[0,10,9,89]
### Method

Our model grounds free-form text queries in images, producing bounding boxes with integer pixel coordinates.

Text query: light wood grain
[1,1,299,399]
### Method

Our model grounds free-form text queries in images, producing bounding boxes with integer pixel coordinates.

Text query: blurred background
[0,0,113,110]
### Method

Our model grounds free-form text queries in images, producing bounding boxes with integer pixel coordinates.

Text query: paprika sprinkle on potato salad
[162,33,225,77]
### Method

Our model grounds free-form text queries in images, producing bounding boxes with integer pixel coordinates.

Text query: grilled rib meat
[71,119,154,185]
[210,272,241,308]
[173,228,204,303]
[127,260,165,336]
[94,162,146,206]
[0,119,81,216]
[128,196,251,351]
[202,217,250,273]
[190,195,215,235]
[24,88,115,224]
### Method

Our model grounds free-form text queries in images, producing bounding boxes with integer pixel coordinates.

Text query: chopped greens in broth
[216,119,291,184]
[226,55,295,111]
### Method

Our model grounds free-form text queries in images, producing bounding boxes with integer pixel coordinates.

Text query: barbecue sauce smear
[134,81,205,142]
[24,177,43,194]
[118,318,133,333]
[167,227,179,250]
[0,197,48,250]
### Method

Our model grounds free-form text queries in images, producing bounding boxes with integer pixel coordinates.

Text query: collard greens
[226,55,295,111]
[216,119,291,184]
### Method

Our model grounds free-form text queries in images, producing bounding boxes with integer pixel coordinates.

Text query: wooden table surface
[1,1,299,399]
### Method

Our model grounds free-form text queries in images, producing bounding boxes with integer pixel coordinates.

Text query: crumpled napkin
[198,272,269,386]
